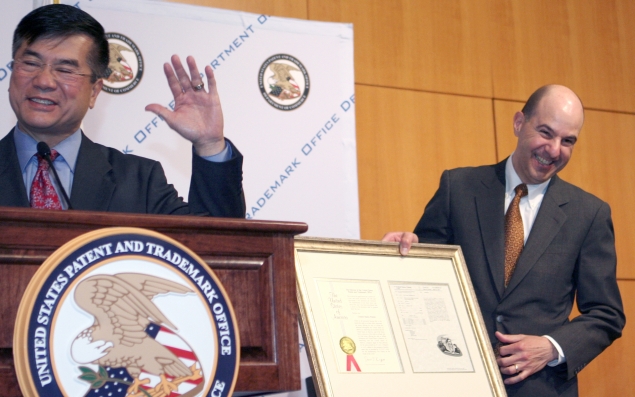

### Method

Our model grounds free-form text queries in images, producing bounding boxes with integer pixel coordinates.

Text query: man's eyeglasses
[11,59,94,84]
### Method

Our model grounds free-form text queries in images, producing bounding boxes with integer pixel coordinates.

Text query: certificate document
[315,279,403,373]
[295,239,506,397]
[389,282,474,373]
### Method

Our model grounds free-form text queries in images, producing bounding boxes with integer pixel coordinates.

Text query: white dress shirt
[505,154,566,366]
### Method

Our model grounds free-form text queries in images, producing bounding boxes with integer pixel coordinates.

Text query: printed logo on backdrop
[14,228,239,397]
[259,54,309,111]
[103,33,144,94]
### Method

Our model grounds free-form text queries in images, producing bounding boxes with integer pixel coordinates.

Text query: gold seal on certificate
[340,336,361,372]
[339,336,356,354]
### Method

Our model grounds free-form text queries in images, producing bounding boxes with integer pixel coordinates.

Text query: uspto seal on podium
[14,227,239,397]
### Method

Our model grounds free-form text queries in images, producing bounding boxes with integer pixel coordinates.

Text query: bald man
[384,85,624,397]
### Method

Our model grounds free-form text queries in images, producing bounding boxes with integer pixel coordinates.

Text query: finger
[170,54,193,91]
[496,358,518,374]
[495,331,524,345]
[381,232,418,255]
[506,363,520,375]
[162,62,183,98]
[186,55,205,89]
[498,362,526,385]
[400,233,418,255]
[381,232,404,242]
[498,343,521,358]
[496,353,521,368]
[504,370,527,385]
[399,239,412,255]
[145,104,175,129]
[384,232,418,244]
[205,65,218,95]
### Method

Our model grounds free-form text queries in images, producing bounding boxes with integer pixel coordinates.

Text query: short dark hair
[521,85,552,119]
[12,4,109,83]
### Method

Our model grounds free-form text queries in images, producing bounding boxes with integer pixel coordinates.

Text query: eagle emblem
[71,273,204,397]
[267,62,302,100]
[258,54,309,110]
[106,43,134,83]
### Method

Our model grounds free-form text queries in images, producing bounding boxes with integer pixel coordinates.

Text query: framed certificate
[295,237,506,397]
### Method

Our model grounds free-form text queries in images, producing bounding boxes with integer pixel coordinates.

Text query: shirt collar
[505,153,550,209]
[13,125,82,173]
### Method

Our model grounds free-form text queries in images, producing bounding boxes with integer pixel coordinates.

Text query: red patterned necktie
[30,149,63,210]
[504,183,528,287]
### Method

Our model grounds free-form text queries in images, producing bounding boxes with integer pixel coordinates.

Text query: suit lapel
[0,130,30,207]
[70,133,115,211]
[503,176,568,297]
[475,160,507,299]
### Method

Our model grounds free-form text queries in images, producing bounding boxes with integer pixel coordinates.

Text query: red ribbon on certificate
[346,354,361,372]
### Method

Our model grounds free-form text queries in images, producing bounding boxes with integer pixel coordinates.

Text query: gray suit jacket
[0,130,245,217]
[414,160,625,397]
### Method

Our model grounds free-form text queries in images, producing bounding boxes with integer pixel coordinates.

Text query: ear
[512,111,525,137]
[88,79,104,109]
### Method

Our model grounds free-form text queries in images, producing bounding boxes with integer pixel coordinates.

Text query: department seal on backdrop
[103,33,144,94]
[258,54,310,111]
[14,228,239,397]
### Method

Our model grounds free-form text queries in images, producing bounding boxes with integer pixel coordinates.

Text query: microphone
[37,142,73,210]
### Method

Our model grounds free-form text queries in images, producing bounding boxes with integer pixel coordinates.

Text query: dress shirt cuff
[200,140,233,162]
[543,335,566,366]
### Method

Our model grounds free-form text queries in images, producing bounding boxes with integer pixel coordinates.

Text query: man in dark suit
[384,85,625,396]
[2,4,244,217]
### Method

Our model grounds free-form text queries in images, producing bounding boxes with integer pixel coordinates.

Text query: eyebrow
[536,124,578,142]
[21,49,81,68]
[535,124,555,134]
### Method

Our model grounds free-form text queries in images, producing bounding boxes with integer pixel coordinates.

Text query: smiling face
[511,86,584,185]
[9,34,103,146]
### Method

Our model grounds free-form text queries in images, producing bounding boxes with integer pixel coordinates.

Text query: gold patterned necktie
[504,183,528,287]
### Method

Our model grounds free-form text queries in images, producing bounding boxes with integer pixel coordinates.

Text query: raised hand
[146,55,225,156]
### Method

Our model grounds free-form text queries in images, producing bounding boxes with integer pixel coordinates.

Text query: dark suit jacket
[414,160,625,397]
[0,130,245,217]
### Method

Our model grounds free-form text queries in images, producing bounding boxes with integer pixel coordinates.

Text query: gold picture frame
[295,237,506,397]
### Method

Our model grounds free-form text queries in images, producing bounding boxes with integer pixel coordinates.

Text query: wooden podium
[0,207,307,396]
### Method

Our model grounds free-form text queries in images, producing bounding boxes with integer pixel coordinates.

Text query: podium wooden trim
[0,207,307,396]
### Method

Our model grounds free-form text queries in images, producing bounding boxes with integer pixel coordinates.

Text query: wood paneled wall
[171,1,633,395]
[356,86,497,236]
